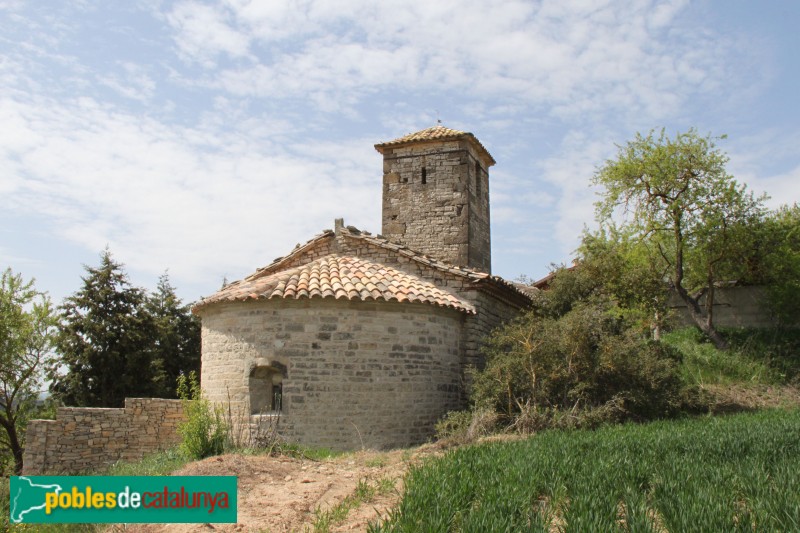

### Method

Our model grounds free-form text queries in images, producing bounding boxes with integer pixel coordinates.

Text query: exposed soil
[107,386,800,533]
[111,445,441,533]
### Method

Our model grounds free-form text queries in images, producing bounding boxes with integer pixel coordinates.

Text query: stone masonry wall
[199,298,464,450]
[463,289,526,371]
[381,139,492,273]
[335,231,529,380]
[22,398,185,475]
[669,286,773,328]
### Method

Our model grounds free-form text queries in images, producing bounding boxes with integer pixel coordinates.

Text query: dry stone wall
[23,398,184,475]
[199,298,464,450]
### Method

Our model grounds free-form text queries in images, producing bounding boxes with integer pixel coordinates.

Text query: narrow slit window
[249,366,283,413]
[475,162,481,195]
[421,167,427,184]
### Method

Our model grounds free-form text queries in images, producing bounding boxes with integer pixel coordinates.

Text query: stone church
[193,125,532,450]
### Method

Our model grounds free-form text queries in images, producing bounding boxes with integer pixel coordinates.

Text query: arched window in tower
[421,166,427,184]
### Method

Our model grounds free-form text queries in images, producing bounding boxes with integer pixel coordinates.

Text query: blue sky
[1,0,798,305]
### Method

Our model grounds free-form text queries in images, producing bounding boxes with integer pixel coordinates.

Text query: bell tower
[375,124,494,273]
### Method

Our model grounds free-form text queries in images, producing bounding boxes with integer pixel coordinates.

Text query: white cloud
[536,130,615,253]
[163,0,732,122]
[97,62,157,102]
[167,1,253,66]
[0,94,380,290]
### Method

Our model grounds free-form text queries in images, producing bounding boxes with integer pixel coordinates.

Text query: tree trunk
[672,215,728,350]
[675,286,728,350]
[652,310,662,340]
[0,416,24,475]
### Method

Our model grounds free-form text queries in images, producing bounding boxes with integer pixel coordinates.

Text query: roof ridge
[336,226,532,301]
[246,229,335,281]
[337,225,488,278]
[193,252,476,314]
[202,222,532,308]
[374,124,495,165]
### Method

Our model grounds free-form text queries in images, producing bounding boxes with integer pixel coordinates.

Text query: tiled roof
[375,124,496,165]
[250,229,334,278]
[219,223,533,306]
[336,225,530,299]
[511,282,540,298]
[377,124,467,144]
[194,254,476,314]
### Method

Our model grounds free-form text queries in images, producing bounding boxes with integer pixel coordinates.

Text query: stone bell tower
[374,124,495,273]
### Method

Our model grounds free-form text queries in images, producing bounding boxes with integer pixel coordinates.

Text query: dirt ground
[112,445,440,533]
[108,385,800,533]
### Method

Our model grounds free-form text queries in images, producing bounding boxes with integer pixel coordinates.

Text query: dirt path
[114,446,438,533]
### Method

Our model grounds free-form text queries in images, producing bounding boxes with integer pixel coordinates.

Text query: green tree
[744,204,800,326]
[51,250,159,407]
[0,268,56,474]
[593,129,765,349]
[145,273,201,398]
[579,227,672,337]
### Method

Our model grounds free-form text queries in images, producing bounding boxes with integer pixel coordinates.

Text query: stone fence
[669,285,773,329]
[23,398,185,475]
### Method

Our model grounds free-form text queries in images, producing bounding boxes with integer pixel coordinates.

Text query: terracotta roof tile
[374,124,496,166]
[376,124,467,144]
[195,255,476,314]
[194,222,532,313]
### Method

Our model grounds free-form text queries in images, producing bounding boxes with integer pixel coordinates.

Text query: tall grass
[665,327,800,386]
[372,409,800,531]
[102,446,191,476]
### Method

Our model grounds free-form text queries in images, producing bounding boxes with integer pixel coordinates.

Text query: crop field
[373,409,800,532]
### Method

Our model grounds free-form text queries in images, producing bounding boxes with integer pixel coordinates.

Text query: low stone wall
[23,398,185,475]
[669,286,772,329]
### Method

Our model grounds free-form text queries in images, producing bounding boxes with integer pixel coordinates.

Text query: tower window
[421,167,427,184]
[475,162,481,195]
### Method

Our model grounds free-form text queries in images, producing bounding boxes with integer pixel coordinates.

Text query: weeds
[665,327,800,386]
[312,477,396,533]
[176,371,227,460]
[365,456,387,468]
[103,447,189,476]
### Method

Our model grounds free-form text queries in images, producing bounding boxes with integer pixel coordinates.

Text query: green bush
[472,299,691,428]
[176,371,227,460]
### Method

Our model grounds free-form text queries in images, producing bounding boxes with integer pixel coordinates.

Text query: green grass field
[373,409,800,532]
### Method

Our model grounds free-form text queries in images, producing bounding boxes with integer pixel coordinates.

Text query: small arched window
[249,366,283,414]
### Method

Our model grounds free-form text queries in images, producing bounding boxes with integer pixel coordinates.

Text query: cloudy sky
[1,0,798,305]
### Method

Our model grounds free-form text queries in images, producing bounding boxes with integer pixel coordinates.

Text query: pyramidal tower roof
[374,124,495,166]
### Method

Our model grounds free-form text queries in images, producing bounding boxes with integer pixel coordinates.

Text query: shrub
[472,299,692,428]
[176,371,227,460]
[435,408,499,445]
